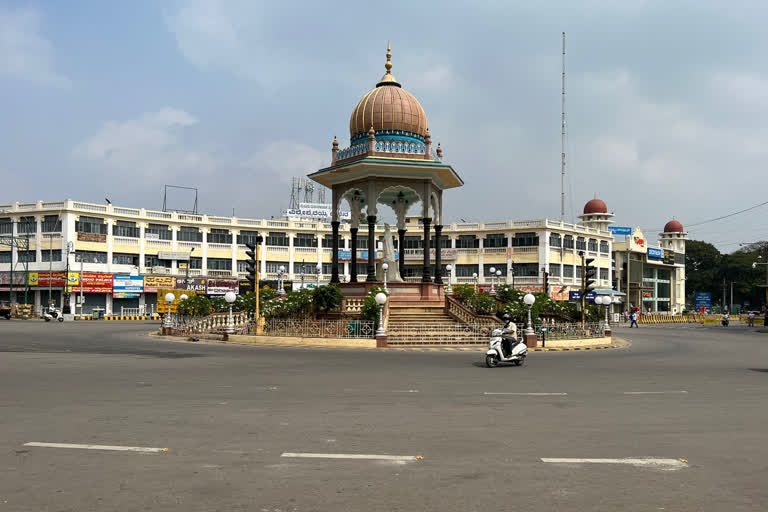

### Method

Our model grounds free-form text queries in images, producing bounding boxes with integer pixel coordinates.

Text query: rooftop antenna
[289,177,299,209]
[561,31,567,222]
[303,179,314,203]
[317,186,327,204]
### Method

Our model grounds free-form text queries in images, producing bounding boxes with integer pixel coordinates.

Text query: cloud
[246,141,329,182]
[0,7,69,87]
[711,71,768,109]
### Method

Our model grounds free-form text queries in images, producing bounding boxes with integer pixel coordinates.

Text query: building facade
[1,198,618,315]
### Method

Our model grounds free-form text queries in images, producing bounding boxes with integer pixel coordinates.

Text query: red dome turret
[664,220,684,233]
[583,198,608,214]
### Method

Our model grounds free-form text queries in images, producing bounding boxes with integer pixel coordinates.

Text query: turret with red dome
[659,218,687,254]
[663,220,684,233]
[578,195,614,232]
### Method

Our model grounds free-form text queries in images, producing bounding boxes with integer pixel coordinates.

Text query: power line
[687,199,768,228]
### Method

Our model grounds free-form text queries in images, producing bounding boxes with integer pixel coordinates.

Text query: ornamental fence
[253,318,376,339]
[536,321,606,340]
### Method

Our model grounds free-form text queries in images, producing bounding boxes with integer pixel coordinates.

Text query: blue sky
[1,1,767,250]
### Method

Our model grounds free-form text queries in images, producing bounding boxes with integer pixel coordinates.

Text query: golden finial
[385,41,392,73]
[376,42,400,87]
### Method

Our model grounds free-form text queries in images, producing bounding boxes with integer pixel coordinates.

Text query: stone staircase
[386,304,493,345]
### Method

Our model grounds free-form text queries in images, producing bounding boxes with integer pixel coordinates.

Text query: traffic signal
[583,257,598,294]
[245,237,262,288]
[542,271,549,294]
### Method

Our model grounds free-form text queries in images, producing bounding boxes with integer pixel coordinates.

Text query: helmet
[503,314,510,321]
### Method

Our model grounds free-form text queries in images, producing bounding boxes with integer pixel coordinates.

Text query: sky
[1,0,767,251]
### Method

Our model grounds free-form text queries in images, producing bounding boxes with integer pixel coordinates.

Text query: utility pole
[730,281,734,314]
[722,278,726,313]
[561,31,567,222]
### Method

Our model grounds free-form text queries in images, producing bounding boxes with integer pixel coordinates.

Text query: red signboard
[73,273,113,293]
[30,272,67,287]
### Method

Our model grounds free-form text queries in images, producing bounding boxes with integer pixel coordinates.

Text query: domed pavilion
[309,44,463,288]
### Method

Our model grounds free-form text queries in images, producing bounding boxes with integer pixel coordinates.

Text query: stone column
[350,227,358,283]
[330,221,340,283]
[398,228,406,281]
[366,216,376,282]
[421,218,432,282]
[433,225,443,284]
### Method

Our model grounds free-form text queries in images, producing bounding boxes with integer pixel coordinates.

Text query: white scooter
[486,317,527,367]
[43,306,64,322]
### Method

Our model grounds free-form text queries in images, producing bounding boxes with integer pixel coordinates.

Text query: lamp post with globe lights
[523,292,536,336]
[375,292,387,336]
[446,264,453,295]
[496,269,502,291]
[489,267,496,294]
[224,291,237,334]
[277,266,286,296]
[472,272,478,293]
[382,262,389,292]
[163,292,176,332]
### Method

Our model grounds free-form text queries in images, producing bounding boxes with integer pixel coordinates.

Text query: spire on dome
[376,42,401,87]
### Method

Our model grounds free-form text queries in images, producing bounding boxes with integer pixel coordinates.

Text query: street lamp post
[278,266,286,296]
[472,272,478,293]
[163,292,175,330]
[496,269,502,291]
[316,264,322,288]
[446,264,453,295]
[489,267,496,294]
[375,292,387,336]
[597,295,611,330]
[523,292,536,335]
[382,262,389,292]
[224,291,237,334]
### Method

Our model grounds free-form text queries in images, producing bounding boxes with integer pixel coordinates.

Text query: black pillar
[422,217,432,283]
[330,221,340,284]
[366,215,377,282]
[349,227,358,283]
[433,224,443,284]
[398,228,406,281]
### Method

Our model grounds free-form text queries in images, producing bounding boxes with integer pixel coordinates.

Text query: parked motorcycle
[486,317,527,367]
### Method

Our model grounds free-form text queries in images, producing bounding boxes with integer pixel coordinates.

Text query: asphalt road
[1,320,767,511]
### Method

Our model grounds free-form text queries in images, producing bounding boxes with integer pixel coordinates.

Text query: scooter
[486,325,527,367]
[721,314,729,327]
[43,307,64,322]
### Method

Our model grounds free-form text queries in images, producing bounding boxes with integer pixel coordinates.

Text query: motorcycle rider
[501,314,518,357]
[721,312,729,327]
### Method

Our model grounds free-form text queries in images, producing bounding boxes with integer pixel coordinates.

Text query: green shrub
[312,284,343,315]
[361,286,388,328]
[468,292,496,315]
[177,295,212,317]
[452,285,475,304]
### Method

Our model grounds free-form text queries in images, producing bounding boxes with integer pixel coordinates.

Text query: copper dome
[349,44,428,140]
[583,198,608,214]
[664,220,684,233]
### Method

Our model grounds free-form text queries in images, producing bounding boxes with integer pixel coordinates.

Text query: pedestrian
[630,311,639,328]
[623,311,629,323]
[748,311,755,327]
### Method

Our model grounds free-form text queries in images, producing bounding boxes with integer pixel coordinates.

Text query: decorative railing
[113,236,139,246]
[146,210,172,219]
[536,322,605,340]
[74,202,107,212]
[208,243,232,250]
[267,221,289,228]
[175,311,252,334]
[387,321,494,341]
[114,207,140,216]
[178,241,201,249]
[209,216,231,224]
[42,201,65,208]
[483,247,506,254]
[179,214,203,222]
[208,270,235,277]
[146,239,171,247]
[294,247,317,254]
[259,318,375,339]
[510,246,538,254]
[342,297,365,314]
[445,295,502,327]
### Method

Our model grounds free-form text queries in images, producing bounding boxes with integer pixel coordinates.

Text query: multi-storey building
[1,198,623,315]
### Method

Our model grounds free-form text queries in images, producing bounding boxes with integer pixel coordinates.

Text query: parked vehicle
[486,315,527,368]
[0,301,11,320]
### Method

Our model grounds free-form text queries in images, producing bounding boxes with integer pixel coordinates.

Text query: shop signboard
[156,289,199,314]
[647,247,664,259]
[69,272,113,293]
[608,226,633,236]
[569,290,596,302]
[238,280,253,295]
[549,285,570,301]
[143,276,176,293]
[113,275,143,298]
[403,249,455,261]
[77,232,107,243]
[0,271,26,291]
[694,292,712,312]
[662,251,676,266]
[158,251,191,261]
[28,272,66,288]
[207,279,239,295]
[174,277,207,292]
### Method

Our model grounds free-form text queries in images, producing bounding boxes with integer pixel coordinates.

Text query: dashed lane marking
[281,452,419,462]
[484,392,568,396]
[541,457,688,470]
[24,442,168,453]
[623,391,688,395]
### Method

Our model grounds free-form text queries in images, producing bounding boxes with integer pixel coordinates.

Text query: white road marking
[623,391,688,395]
[541,458,688,469]
[24,442,168,453]
[484,392,567,396]
[281,452,418,462]
[391,390,420,393]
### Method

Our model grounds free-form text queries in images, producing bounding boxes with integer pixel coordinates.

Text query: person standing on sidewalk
[630,311,639,328]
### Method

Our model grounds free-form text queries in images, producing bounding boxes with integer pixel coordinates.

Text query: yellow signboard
[156,289,198,314]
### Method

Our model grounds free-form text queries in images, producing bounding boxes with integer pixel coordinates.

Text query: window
[322,263,333,274]
[41,215,61,233]
[355,263,368,275]
[321,235,334,248]
[237,261,249,272]
[237,230,262,246]
[549,233,562,248]
[455,264,479,277]
[76,216,107,234]
[75,250,107,264]
[600,240,610,254]
[563,265,574,278]
[576,237,586,251]
[190,257,202,269]
[439,237,452,248]
[207,258,232,271]
[548,263,561,277]
[293,262,320,274]
[356,235,369,249]
[512,232,539,247]
[563,235,574,249]
[0,218,12,234]
[401,265,422,278]
[112,253,139,266]
[599,268,609,280]
[266,261,287,273]
[146,223,172,240]
[42,249,62,262]
[209,228,232,244]
[643,267,655,279]
[576,265,583,278]
[113,220,139,238]
[0,252,10,263]
[403,236,422,249]
[266,232,289,247]
[145,255,171,268]
[17,216,36,234]
[588,238,598,252]
[513,263,539,276]
[294,233,317,248]
[484,233,508,248]
[456,235,478,248]
[17,250,35,262]
[657,269,671,282]
[484,264,506,276]
[178,226,202,242]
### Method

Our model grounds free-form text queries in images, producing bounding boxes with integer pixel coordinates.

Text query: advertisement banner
[647,247,664,259]
[403,249,456,261]
[0,271,27,286]
[156,289,199,314]
[206,279,239,295]
[69,272,113,293]
[549,285,571,301]
[28,272,66,287]
[608,226,633,236]
[77,232,107,243]
[174,277,207,292]
[143,276,176,293]
[338,250,380,262]
[113,275,143,298]
[569,290,597,302]
[694,292,712,311]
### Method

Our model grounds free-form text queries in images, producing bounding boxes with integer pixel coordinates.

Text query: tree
[312,284,343,316]
[685,240,722,300]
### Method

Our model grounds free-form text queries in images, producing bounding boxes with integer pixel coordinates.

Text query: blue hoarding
[569,291,596,302]
[608,226,633,236]
[647,247,664,259]
[694,292,712,311]
[113,275,143,298]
